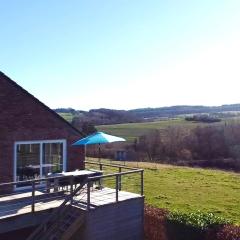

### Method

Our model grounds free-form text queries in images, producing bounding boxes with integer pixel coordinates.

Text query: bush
[215,224,240,240]
[185,115,221,123]
[166,211,232,240]
[144,205,168,240]
[144,206,239,240]
[167,211,232,230]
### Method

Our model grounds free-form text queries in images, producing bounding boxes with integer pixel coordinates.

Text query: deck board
[0,187,141,220]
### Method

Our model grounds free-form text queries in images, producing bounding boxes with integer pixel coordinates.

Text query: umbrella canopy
[72,132,126,146]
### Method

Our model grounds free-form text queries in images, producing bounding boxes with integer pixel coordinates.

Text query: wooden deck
[0,162,144,239]
[0,187,141,220]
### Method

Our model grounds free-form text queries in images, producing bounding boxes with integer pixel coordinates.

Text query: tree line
[135,123,240,170]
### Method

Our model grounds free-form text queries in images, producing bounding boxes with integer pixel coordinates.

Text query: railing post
[87,181,91,210]
[32,181,35,213]
[141,170,144,196]
[118,167,122,191]
[116,175,119,202]
[70,176,74,204]
[100,163,103,171]
[46,176,50,193]
[54,178,59,192]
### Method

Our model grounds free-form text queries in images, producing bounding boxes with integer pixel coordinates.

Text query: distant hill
[55,108,141,125]
[54,104,240,125]
[129,104,240,119]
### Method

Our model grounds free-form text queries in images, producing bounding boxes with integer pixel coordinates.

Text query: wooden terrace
[0,161,144,240]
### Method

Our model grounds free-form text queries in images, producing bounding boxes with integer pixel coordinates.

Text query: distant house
[0,71,85,188]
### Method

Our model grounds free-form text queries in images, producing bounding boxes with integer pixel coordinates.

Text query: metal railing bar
[85,161,140,171]
[87,169,143,181]
[0,174,78,187]
[0,165,142,189]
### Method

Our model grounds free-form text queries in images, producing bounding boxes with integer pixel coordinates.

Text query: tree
[71,117,97,135]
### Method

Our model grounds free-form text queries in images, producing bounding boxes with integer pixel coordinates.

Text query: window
[42,142,64,176]
[14,140,66,188]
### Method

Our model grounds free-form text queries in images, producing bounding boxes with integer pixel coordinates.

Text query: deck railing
[85,160,144,197]
[0,161,144,217]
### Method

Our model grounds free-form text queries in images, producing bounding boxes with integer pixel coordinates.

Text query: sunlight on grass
[86,158,240,224]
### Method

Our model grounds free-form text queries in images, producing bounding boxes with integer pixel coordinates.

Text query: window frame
[14,139,67,190]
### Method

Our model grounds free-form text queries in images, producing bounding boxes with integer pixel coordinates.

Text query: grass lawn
[86,159,240,224]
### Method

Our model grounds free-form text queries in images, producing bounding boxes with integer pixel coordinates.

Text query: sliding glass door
[42,142,64,177]
[15,140,66,188]
[16,144,41,182]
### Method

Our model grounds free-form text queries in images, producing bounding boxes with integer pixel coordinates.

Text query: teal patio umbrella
[72,132,126,161]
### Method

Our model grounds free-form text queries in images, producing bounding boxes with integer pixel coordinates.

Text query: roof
[0,71,84,136]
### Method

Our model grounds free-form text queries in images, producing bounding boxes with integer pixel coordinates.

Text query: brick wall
[0,72,85,184]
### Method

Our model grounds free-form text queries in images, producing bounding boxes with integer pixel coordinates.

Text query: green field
[58,112,74,122]
[97,118,184,141]
[58,112,240,142]
[97,117,240,142]
[97,118,226,141]
[86,160,240,224]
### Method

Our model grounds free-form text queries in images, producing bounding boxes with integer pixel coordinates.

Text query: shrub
[206,224,240,240]
[185,115,221,123]
[144,205,168,240]
[166,211,232,240]
[216,224,240,240]
[144,206,239,240]
[167,211,232,230]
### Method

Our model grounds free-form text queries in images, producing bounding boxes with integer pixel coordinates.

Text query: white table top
[48,170,102,177]
[26,164,56,169]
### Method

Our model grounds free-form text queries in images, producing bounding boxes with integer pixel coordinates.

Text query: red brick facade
[0,72,85,184]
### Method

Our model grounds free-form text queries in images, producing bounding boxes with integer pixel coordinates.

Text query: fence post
[32,181,35,213]
[87,181,91,210]
[118,167,122,191]
[141,170,144,196]
[116,175,119,202]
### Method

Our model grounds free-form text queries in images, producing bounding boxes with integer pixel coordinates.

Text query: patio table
[47,170,103,192]
[26,164,56,169]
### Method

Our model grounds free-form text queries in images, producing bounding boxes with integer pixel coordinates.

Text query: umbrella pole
[85,145,87,162]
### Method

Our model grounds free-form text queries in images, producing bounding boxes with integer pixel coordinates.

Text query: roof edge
[0,71,84,137]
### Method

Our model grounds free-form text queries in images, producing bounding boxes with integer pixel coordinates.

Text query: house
[0,72,144,240]
[0,71,85,187]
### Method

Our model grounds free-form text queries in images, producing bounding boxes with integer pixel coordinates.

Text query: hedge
[144,205,240,240]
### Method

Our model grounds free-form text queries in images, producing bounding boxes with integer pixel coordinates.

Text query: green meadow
[58,111,240,142]
[58,112,74,122]
[96,118,228,141]
[86,160,240,224]
[97,118,187,141]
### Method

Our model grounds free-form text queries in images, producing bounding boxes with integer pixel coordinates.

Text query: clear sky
[1,0,240,110]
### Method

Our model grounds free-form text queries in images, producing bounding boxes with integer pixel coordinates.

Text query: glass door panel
[42,143,64,177]
[15,141,65,188]
[16,143,40,187]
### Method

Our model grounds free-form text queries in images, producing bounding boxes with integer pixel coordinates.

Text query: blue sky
[1,0,240,110]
